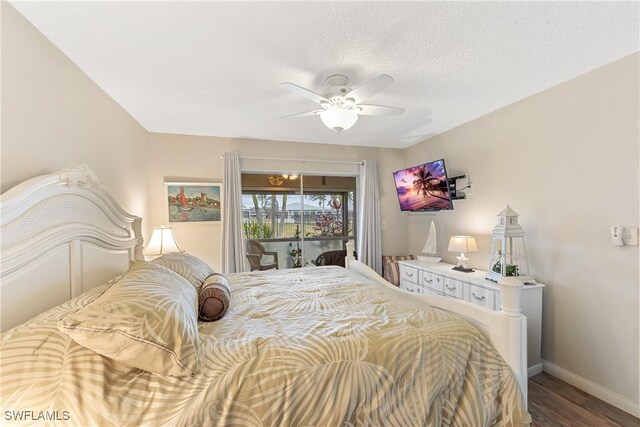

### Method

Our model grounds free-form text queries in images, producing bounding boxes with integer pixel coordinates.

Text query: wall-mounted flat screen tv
[393,159,454,212]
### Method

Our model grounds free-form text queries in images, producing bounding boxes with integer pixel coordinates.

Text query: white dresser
[398,260,544,375]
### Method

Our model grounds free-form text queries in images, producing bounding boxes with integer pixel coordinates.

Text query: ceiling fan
[280,74,404,132]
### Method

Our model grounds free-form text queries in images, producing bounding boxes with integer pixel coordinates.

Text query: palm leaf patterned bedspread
[1,266,531,426]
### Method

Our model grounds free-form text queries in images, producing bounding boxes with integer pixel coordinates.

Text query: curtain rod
[221,154,363,165]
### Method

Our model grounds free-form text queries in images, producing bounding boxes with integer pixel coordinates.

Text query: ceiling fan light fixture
[281,73,402,132]
[268,175,284,186]
[320,107,358,132]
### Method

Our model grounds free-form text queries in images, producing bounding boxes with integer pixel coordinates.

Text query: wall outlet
[622,227,638,246]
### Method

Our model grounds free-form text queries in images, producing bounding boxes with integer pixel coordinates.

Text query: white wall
[1,3,149,227]
[405,53,639,410]
[147,133,406,271]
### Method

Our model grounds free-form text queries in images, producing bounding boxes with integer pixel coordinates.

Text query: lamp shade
[448,236,478,253]
[144,226,183,258]
[320,108,358,132]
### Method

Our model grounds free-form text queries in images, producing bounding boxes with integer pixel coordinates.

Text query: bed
[0,166,531,426]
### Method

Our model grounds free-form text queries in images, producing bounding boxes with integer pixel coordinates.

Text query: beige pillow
[151,252,214,291]
[58,262,200,377]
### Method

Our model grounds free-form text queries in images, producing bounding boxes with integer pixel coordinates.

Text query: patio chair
[245,239,279,271]
[314,249,357,268]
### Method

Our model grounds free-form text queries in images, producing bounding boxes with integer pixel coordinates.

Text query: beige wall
[147,133,406,271]
[405,53,639,406]
[1,3,149,226]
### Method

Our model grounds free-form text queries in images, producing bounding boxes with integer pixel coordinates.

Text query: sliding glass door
[241,173,356,269]
[302,190,355,267]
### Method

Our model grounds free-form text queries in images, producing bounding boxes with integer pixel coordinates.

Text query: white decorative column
[499,277,524,316]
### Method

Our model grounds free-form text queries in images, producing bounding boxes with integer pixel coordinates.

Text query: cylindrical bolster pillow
[198,273,231,321]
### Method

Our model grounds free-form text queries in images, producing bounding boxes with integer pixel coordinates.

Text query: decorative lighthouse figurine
[485,206,535,283]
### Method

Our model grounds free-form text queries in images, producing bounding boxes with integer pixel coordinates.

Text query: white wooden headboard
[0,165,143,332]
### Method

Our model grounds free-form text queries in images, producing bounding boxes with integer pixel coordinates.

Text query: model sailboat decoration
[417,221,442,263]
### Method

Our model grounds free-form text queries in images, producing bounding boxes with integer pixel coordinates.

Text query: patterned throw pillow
[198,273,231,322]
[382,255,416,286]
[58,262,200,377]
[383,262,399,286]
[151,252,214,292]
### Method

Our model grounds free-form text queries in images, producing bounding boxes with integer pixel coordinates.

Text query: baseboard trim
[528,363,543,377]
[542,360,640,418]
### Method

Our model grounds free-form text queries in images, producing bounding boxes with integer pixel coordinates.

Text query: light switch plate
[622,227,638,246]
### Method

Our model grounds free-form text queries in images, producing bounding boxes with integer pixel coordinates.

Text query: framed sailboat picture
[164,182,222,223]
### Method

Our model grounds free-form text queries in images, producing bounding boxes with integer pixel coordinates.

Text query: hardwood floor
[528,373,639,427]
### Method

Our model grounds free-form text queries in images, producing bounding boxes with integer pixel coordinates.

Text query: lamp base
[452,266,475,273]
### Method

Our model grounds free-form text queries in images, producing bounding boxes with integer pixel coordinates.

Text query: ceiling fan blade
[344,74,394,104]
[281,82,330,104]
[357,104,404,116]
[277,110,322,119]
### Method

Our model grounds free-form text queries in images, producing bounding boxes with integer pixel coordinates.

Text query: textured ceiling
[10,1,639,148]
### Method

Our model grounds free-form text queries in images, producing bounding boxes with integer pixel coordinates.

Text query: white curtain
[357,159,383,275]
[222,152,246,273]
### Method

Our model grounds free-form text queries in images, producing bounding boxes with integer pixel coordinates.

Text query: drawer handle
[445,284,456,291]
[424,279,433,283]
[472,293,486,301]
[406,272,414,277]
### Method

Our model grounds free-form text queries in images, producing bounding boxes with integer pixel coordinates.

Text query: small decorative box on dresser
[398,260,545,375]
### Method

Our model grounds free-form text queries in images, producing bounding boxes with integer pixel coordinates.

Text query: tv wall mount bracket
[448,174,468,200]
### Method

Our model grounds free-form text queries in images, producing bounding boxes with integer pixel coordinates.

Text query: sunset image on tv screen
[393,159,453,211]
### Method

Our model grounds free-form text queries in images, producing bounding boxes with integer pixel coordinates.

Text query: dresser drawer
[401,281,418,294]
[464,284,496,310]
[421,271,444,293]
[420,286,442,296]
[400,265,418,284]
[443,278,464,299]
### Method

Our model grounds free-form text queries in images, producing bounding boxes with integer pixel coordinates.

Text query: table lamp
[448,235,477,272]
[144,225,183,260]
